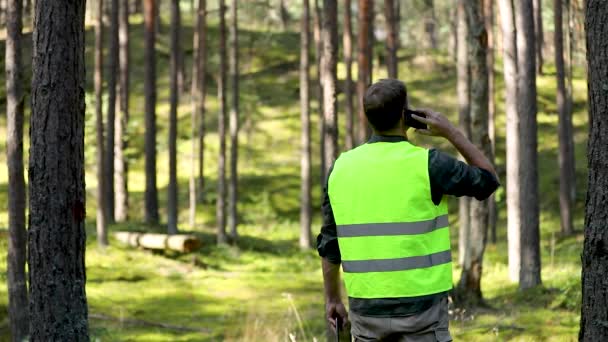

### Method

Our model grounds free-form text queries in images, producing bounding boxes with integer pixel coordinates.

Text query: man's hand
[326,301,349,332]
[410,108,457,139]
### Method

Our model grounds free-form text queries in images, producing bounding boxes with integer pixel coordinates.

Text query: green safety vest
[328,140,453,299]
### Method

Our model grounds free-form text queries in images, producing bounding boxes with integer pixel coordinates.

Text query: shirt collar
[368,134,408,143]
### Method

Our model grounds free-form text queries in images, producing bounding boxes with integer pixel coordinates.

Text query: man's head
[363,79,408,133]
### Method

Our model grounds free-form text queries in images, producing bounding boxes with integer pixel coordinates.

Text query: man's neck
[374,128,408,138]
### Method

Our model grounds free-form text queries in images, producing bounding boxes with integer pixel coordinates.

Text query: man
[317,79,499,342]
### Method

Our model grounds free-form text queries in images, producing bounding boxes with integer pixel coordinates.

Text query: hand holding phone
[404,109,428,130]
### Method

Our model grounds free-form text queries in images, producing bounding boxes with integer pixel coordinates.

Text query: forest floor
[0,12,587,342]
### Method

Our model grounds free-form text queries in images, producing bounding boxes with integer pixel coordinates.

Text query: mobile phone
[404,109,428,130]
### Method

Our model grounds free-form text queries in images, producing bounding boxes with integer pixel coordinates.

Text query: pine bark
[357,0,373,144]
[217,0,228,244]
[554,0,574,236]
[497,0,521,283]
[299,0,312,249]
[424,0,437,49]
[485,0,497,244]
[533,0,544,75]
[457,0,490,304]
[115,0,130,222]
[6,0,29,338]
[384,0,398,78]
[167,0,181,235]
[457,0,471,268]
[580,3,608,339]
[105,0,119,223]
[322,0,338,176]
[95,0,108,247]
[514,0,541,289]
[144,0,159,224]
[343,0,354,150]
[28,0,89,339]
[198,0,208,202]
[190,0,206,228]
[228,0,239,241]
[314,0,326,182]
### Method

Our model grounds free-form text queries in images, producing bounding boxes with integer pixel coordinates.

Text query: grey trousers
[349,297,453,342]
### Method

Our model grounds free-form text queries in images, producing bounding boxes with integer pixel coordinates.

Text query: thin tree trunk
[564,0,576,207]
[314,0,326,182]
[580,4,608,340]
[322,0,338,176]
[457,0,471,268]
[384,0,398,78]
[198,0,207,202]
[497,0,520,283]
[5,0,29,338]
[514,0,541,289]
[167,0,180,235]
[449,6,458,62]
[28,0,89,338]
[394,0,400,48]
[95,0,108,247]
[144,0,159,224]
[217,0,228,244]
[280,0,289,29]
[115,0,130,222]
[357,0,373,144]
[554,0,574,236]
[300,0,312,249]
[343,0,354,150]
[190,0,205,228]
[485,0,497,244]
[533,0,544,75]
[105,0,119,224]
[424,0,438,49]
[228,0,239,241]
[456,0,490,305]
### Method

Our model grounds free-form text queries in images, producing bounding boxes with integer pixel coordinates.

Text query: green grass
[0,11,587,342]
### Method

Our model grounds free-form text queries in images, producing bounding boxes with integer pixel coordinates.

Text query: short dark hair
[363,79,408,132]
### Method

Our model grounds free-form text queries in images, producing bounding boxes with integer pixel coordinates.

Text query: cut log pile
[114,232,201,253]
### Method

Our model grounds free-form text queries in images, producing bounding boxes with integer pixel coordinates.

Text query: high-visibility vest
[328,141,452,299]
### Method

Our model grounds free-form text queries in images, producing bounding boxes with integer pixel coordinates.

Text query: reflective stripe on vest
[328,141,453,299]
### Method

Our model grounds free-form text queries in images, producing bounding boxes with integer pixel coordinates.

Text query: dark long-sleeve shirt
[317,135,500,316]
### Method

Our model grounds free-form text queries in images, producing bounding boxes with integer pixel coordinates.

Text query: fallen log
[114,232,201,253]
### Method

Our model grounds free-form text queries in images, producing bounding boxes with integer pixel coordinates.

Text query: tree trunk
[217,0,228,244]
[144,0,159,224]
[105,0,119,224]
[424,0,437,49]
[457,0,471,268]
[190,0,205,228]
[228,0,239,241]
[357,0,373,144]
[322,0,338,177]
[456,0,490,305]
[300,0,312,249]
[514,0,541,289]
[449,6,457,62]
[5,0,29,338]
[533,0,544,75]
[167,0,180,235]
[384,0,398,78]
[485,0,497,244]
[95,0,108,247]
[343,0,354,150]
[115,0,130,222]
[554,0,574,236]
[564,0,576,212]
[198,0,207,203]
[314,0,326,182]
[280,0,289,29]
[580,4,608,340]
[28,0,89,339]
[497,0,521,283]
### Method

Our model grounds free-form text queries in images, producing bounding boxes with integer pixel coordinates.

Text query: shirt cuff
[316,234,341,264]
